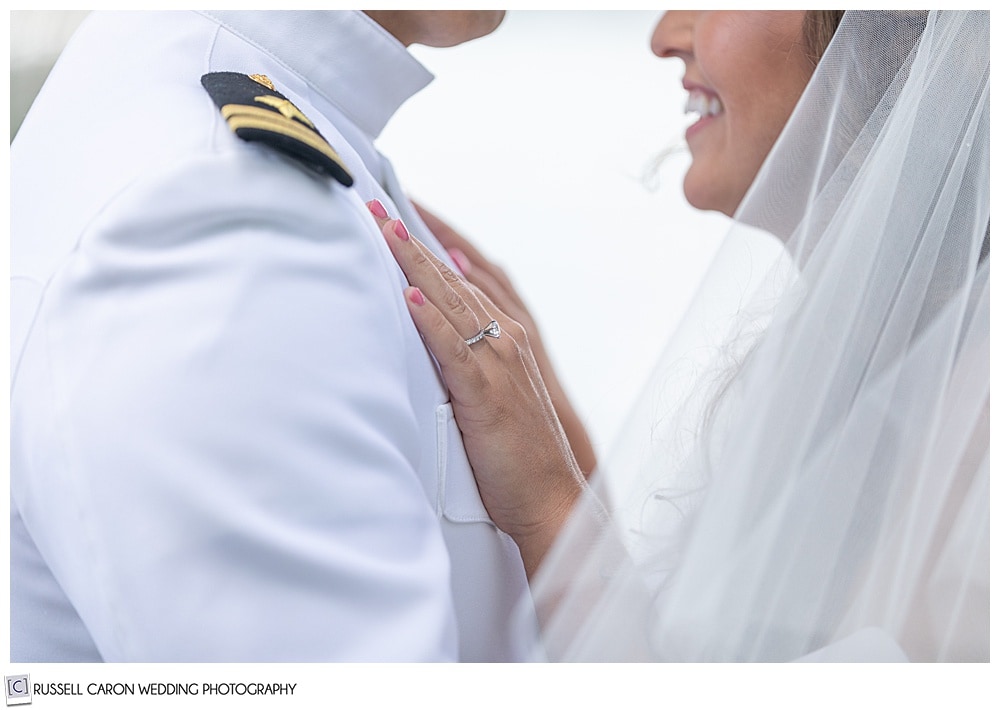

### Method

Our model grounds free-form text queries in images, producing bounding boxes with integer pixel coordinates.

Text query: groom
[10,10,533,661]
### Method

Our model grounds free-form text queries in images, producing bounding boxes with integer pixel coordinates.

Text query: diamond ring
[464,320,501,346]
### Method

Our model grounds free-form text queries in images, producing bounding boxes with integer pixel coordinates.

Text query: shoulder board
[201,72,353,188]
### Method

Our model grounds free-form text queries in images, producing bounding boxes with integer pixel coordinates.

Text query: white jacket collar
[200,10,433,139]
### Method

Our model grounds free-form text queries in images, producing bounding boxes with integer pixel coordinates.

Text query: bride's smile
[682,82,722,139]
[651,11,814,218]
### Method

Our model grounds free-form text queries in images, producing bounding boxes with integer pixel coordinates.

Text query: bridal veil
[525,10,989,662]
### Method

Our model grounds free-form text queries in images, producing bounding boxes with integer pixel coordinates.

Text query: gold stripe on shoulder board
[253,95,316,129]
[220,104,349,174]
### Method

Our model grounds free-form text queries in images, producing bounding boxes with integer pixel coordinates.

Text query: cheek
[731,73,811,188]
[707,75,811,213]
[730,98,787,173]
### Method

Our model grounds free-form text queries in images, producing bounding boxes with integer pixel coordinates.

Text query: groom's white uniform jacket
[10,10,533,662]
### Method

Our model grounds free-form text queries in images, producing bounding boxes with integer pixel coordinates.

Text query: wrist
[508,469,585,579]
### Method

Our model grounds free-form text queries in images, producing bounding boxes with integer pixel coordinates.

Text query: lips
[682,82,723,143]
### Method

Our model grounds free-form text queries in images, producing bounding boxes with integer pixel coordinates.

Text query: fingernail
[448,248,471,276]
[393,220,410,241]
[367,199,389,219]
[407,287,425,306]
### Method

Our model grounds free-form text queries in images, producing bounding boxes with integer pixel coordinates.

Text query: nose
[650,11,696,59]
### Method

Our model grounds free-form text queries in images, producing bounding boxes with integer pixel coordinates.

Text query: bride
[369,10,988,661]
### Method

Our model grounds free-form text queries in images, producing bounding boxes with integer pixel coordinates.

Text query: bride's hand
[411,200,598,477]
[369,201,586,578]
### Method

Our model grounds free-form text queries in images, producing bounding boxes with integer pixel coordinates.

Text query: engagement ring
[464,320,501,346]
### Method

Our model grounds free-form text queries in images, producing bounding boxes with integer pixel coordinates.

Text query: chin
[428,11,506,47]
[682,176,735,217]
[487,11,507,28]
[467,11,506,41]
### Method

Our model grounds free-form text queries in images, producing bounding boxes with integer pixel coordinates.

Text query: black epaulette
[201,72,353,188]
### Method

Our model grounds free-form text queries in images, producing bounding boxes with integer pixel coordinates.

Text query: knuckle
[440,284,472,319]
[410,244,434,271]
[439,262,463,286]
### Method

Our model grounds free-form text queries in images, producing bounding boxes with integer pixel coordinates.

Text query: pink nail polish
[367,199,389,219]
[448,248,471,275]
[407,287,425,306]
[393,220,410,241]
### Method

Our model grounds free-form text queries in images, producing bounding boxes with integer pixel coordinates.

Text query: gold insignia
[248,73,275,90]
[253,95,316,129]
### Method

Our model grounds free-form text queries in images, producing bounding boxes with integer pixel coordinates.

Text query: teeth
[684,91,722,118]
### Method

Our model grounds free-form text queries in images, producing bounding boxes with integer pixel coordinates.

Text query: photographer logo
[4,676,31,706]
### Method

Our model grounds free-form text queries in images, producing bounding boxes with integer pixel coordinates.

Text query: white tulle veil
[523,10,989,662]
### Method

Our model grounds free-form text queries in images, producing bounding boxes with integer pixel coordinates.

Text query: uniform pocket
[435,403,493,525]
